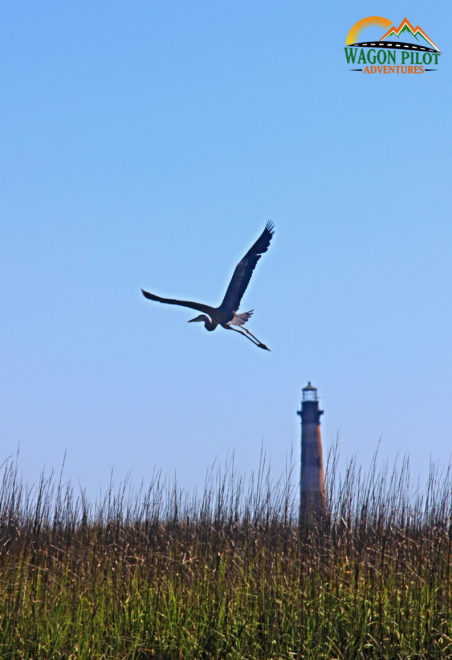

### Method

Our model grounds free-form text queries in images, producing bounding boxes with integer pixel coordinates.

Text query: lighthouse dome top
[302,381,318,402]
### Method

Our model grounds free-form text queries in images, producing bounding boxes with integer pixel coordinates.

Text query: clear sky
[1,2,451,498]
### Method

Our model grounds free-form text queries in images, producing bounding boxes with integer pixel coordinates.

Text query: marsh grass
[0,447,451,659]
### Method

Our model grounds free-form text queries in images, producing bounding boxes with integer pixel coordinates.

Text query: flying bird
[141,222,274,350]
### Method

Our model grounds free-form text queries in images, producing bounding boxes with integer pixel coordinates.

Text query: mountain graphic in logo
[379,18,440,52]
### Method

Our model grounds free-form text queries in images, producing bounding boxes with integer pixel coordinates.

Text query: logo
[344,17,441,74]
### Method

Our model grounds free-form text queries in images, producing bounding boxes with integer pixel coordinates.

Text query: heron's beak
[188,315,203,323]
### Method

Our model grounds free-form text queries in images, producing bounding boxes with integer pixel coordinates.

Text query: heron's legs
[227,326,260,345]
[227,326,270,350]
[242,326,266,344]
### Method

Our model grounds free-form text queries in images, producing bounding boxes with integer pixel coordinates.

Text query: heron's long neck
[204,318,217,331]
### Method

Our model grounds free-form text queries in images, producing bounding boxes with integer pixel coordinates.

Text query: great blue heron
[141,222,274,350]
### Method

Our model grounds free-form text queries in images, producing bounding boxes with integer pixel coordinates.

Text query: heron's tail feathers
[230,310,253,326]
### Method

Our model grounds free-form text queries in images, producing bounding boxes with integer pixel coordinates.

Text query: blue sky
[1,2,451,498]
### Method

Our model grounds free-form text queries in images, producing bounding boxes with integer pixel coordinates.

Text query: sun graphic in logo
[346,16,392,45]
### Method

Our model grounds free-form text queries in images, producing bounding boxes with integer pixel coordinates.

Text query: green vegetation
[0,450,451,658]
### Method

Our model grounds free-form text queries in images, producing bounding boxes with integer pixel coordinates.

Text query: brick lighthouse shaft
[297,383,326,519]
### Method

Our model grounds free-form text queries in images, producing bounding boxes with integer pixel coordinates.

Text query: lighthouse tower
[297,382,326,521]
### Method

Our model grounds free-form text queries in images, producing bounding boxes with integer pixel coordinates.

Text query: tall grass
[0,447,451,658]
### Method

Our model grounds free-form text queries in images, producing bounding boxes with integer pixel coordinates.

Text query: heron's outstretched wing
[219,221,274,313]
[141,290,215,316]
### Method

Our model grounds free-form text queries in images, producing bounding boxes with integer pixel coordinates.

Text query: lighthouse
[297,382,326,521]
